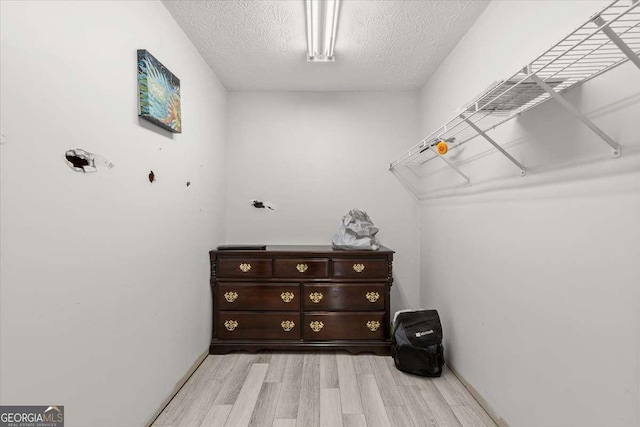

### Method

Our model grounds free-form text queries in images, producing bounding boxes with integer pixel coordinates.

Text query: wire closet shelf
[389,0,640,184]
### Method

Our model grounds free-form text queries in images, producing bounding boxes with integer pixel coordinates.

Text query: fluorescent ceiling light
[305,0,341,62]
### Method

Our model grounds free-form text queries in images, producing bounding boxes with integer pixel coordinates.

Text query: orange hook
[436,141,448,155]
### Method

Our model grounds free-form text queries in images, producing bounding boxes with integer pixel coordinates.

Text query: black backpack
[391,309,445,377]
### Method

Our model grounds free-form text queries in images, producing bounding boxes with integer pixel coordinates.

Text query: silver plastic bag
[331,209,380,250]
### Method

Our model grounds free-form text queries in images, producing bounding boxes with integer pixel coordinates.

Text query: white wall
[0,2,227,426]
[417,1,640,427]
[225,91,421,314]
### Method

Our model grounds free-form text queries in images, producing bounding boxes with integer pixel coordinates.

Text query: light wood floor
[151,352,497,427]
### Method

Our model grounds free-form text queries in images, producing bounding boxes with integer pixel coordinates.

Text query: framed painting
[137,49,182,133]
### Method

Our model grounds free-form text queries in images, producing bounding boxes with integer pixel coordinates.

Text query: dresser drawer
[217,312,301,340]
[303,284,385,311]
[216,258,272,278]
[332,259,388,279]
[303,313,385,340]
[274,258,329,278]
[218,284,299,310]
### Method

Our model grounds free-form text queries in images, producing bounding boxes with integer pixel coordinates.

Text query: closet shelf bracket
[427,143,471,185]
[594,8,640,71]
[528,72,621,158]
[460,115,527,176]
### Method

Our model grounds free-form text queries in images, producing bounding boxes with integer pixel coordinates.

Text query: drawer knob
[296,263,309,273]
[309,321,324,332]
[224,291,238,303]
[281,320,295,331]
[224,320,238,331]
[309,292,323,303]
[353,263,366,273]
[239,263,251,273]
[281,292,295,303]
[365,292,380,303]
[366,320,381,332]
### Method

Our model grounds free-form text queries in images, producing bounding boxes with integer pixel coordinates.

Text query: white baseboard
[145,349,209,427]
[447,364,512,427]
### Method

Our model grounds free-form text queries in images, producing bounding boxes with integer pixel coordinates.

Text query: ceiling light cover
[305,0,341,62]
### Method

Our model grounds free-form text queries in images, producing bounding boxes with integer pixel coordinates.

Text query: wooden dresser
[209,245,394,355]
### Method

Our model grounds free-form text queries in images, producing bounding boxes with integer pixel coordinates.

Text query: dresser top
[211,244,394,255]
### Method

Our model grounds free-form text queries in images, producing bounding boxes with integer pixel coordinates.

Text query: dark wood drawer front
[303,284,385,311]
[218,284,299,310]
[303,313,385,340]
[217,258,272,278]
[274,259,329,278]
[332,259,388,279]
[217,312,301,340]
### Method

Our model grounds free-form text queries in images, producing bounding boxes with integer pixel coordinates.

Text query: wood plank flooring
[151,352,497,427]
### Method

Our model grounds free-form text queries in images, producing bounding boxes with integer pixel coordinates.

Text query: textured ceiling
[162,0,489,91]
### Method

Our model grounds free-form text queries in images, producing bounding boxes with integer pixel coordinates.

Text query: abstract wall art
[137,49,182,133]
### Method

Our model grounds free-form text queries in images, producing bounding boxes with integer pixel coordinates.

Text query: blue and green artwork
[137,49,181,133]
